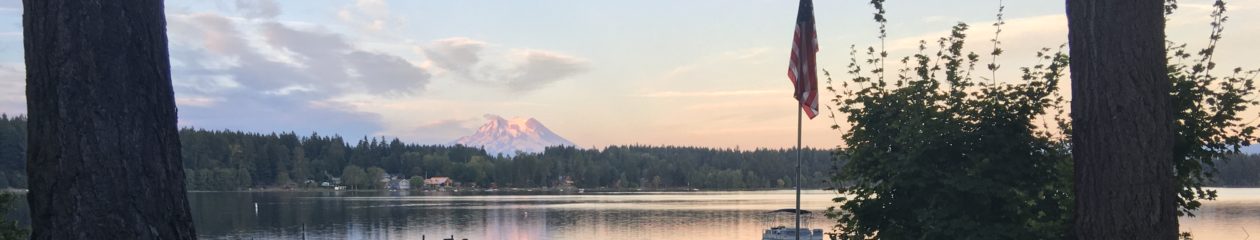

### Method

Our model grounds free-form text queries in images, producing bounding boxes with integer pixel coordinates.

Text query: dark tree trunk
[1068,0,1177,239]
[23,0,196,239]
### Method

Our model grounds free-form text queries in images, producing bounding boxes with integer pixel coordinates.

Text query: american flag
[787,0,819,119]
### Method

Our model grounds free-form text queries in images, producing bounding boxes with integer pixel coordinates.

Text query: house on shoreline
[424,177,452,189]
[388,177,411,190]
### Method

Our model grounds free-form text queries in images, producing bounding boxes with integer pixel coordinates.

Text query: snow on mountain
[453,114,575,156]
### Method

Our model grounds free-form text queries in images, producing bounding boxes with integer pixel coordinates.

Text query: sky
[0,0,1257,151]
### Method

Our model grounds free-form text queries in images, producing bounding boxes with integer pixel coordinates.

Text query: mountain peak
[455,115,574,156]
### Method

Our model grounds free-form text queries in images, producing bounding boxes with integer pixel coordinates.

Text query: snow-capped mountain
[453,115,575,156]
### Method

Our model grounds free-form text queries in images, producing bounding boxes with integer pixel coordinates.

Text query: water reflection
[0,188,1245,239]
[1179,188,1260,240]
[190,190,837,240]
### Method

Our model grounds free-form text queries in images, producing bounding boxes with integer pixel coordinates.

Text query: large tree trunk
[23,0,196,239]
[1068,0,1178,239]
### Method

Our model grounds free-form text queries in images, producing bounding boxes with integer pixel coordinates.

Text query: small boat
[762,226,823,240]
[761,209,824,240]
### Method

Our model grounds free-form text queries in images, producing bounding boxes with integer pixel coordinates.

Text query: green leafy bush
[823,2,1072,238]
[824,0,1257,239]
[0,193,27,239]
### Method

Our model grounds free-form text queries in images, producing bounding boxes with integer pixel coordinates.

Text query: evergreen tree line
[1,114,838,190]
[1,115,1258,191]
[178,128,836,191]
[0,114,26,189]
[1214,154,1260,187]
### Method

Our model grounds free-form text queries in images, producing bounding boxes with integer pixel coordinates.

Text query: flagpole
[795,104,803,240]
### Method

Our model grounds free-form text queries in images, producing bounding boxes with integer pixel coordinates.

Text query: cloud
[169,13,431,96]
[354,0,390,20]
[500,49,589,92]
[886,14,1067,53]
[422,37,487,76]
[345,50,431,95]
[422,38,589,92]
[921,15,957,24]
[175,96,223,107]
[637,46,784,100]
[637,90,779,98]
[260,22,350,59]
[166,12,432,137]
[235,0,280,19]
[0,64,22,114]
[870,14,1068,85]
[178,92,384,137]
[385,117,481,145]
[721,47,771,63]
[337,0,400,32]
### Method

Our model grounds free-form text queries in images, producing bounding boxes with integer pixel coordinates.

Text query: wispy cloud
[234,0,280,19]
[501,49,589,92]
[165,11,432,136]
[337,0,400,32]
[171,13,433,96]
[920,15,957,24]
[422,38,589,93]
[383,117,482,144]
[422,37,488,77]
[175,96,223,107]
[886,14,1066,53]
[0,63,22,114]
[721,47,771,63]
[637,90,779,98]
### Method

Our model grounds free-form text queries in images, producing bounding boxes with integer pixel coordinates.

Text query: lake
[187,188,1260,240]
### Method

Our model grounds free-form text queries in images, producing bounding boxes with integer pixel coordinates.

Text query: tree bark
[23,0,196,239]
[1068,0,1178,239]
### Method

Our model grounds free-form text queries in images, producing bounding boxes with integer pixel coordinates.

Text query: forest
[1,114,1256,191]
[0,114,837,191]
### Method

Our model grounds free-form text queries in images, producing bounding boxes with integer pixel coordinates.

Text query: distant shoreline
[3,187,821,194]
[182,187,829,194]
[12,186,1260,194]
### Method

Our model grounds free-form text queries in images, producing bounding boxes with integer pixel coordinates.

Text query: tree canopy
[824,0,1258,239]
[0,122,835,191]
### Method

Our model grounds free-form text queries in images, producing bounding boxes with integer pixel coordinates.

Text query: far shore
[181,186,832,194]
[10,186,1260,195]
[1,187,824,194]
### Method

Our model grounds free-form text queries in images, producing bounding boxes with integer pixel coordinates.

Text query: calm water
[1179,188,1260,240]
[191,190,837,240]
[187,188,1260,240]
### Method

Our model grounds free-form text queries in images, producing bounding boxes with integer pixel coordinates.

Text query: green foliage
[341,165,367,190]
[183,167,252,191]
[826,0,1259,238]
[1,122,837,191]
[291,146,310,184]
[366,167,386,189]
[1165,0,1260,217]
[409,176,424,189]
[465,156,493,186]
[172,130,834,190]
[0,193,26,240]
[274,172,292,187]
[825,1,1072,239]
[0,115,26,189]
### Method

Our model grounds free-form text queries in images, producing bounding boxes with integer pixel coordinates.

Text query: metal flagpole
[795,104,803,240]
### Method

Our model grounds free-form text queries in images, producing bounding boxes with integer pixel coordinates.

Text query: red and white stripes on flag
[787,0,819,119]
